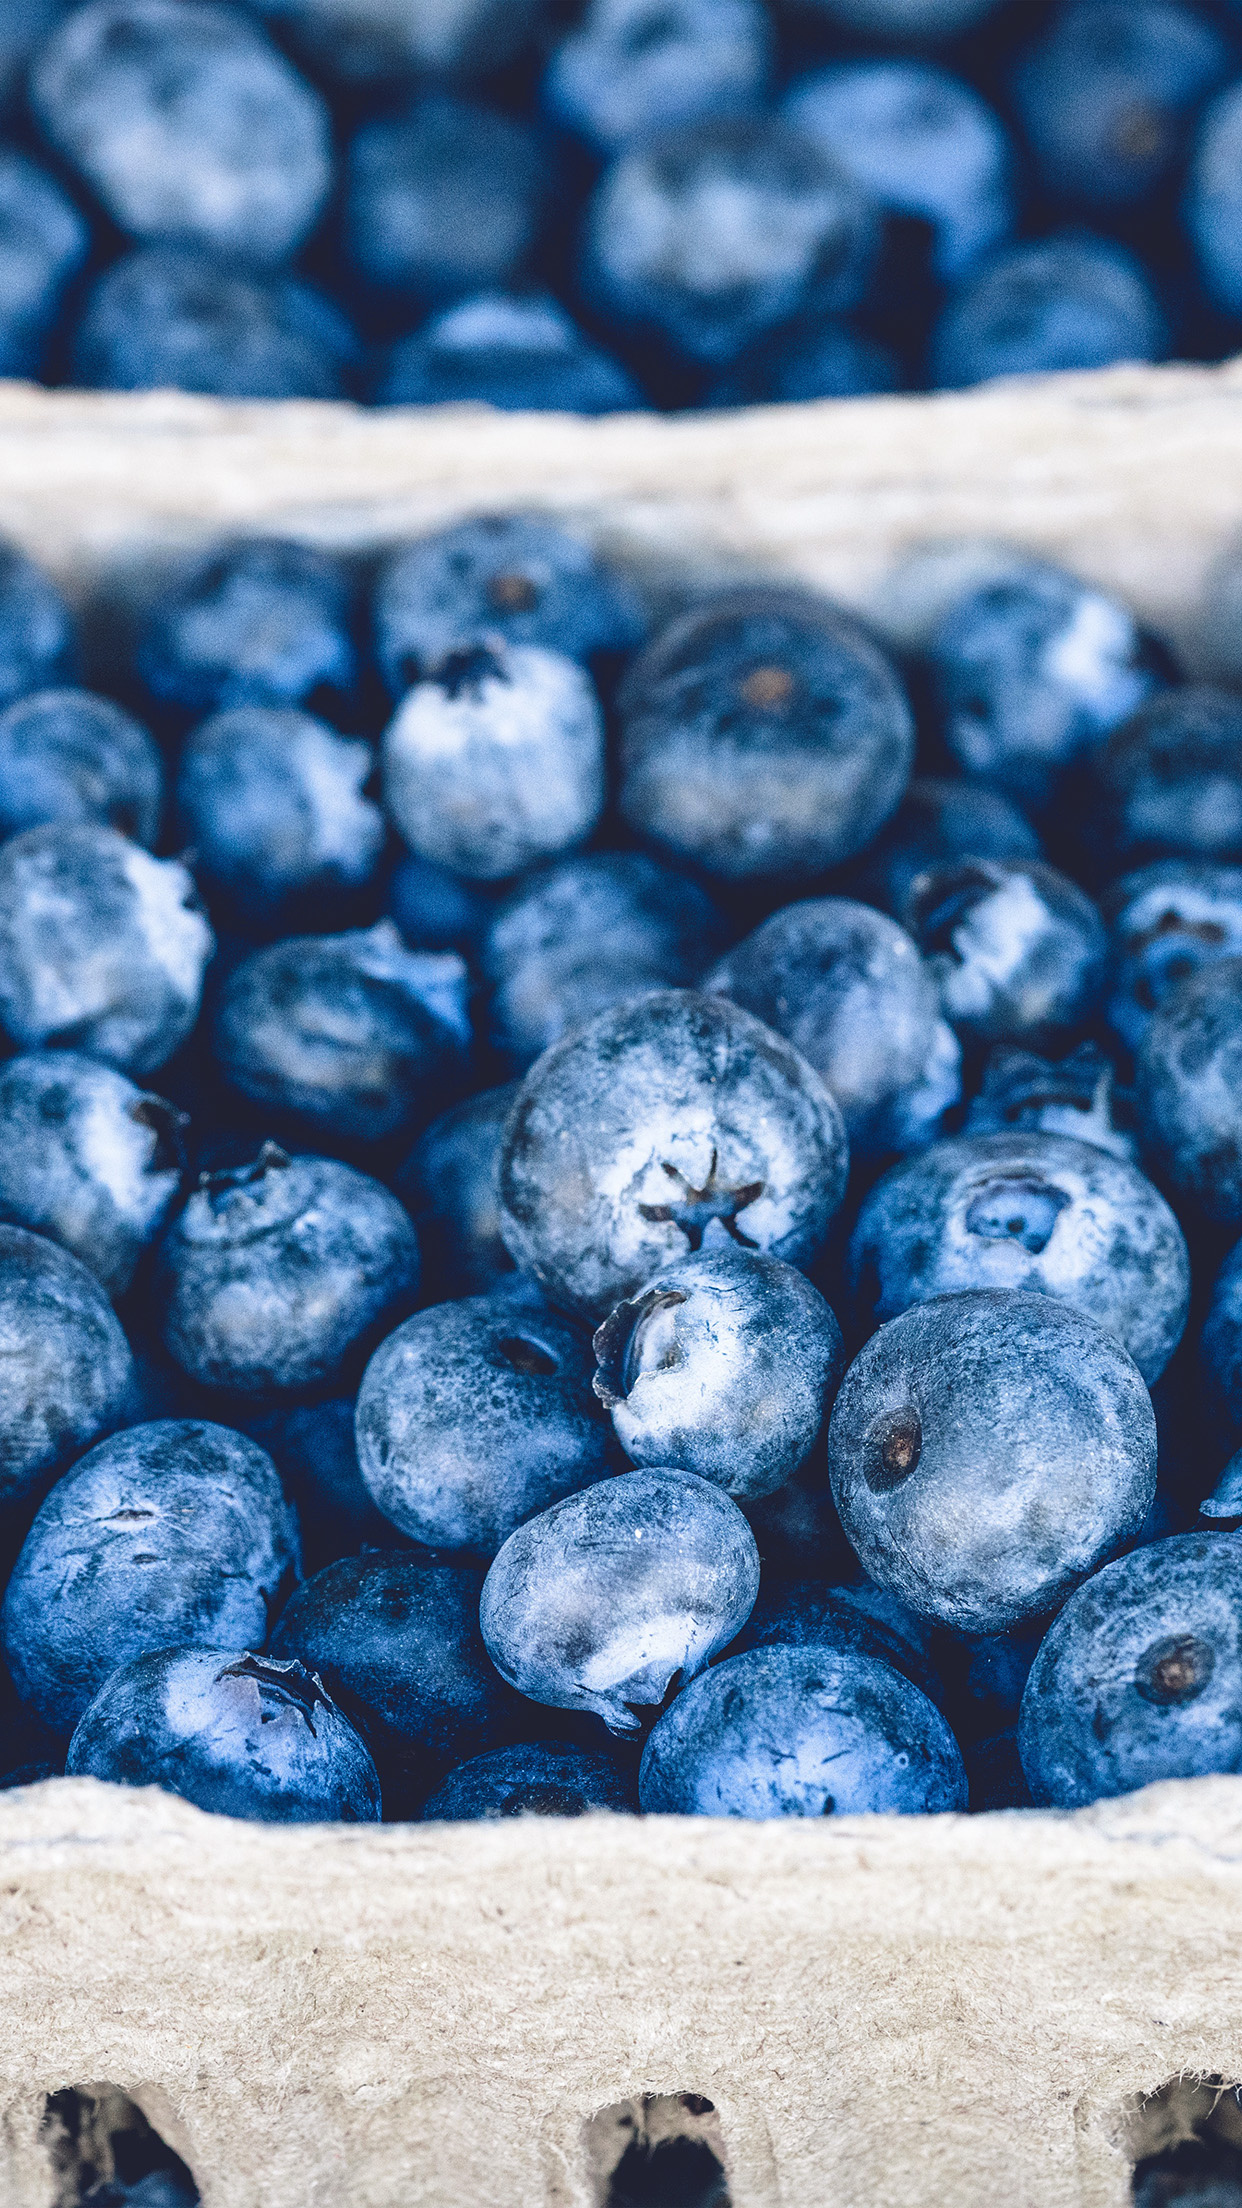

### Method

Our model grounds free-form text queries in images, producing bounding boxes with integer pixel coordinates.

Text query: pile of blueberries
[4,0,1242,406]
[5,506,1242,1834]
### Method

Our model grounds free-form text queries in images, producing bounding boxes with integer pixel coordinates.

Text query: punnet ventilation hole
[1126,2075,1242,2203]
[41,2084,199,2206]
[585,2094,731,2208]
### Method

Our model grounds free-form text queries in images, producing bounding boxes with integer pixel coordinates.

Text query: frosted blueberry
[1135,956,1242,1223]
[931,236,1166,390]
[964,1040,1136,1160]
[904,856,1106,1046]
[377,291,643,415]
[399,1083,517,1298]
[862,777,1041,920]
[73,247,358,402]
[1092,687,1242,864]
[480,1467,760,1734]
[139,539,356,717]
[421,1740,636,1819]
[0,540,76,707]
[545,0,771,153]
[0,688,162,846]
[0,150,89,379]
[345,97,543,303]
[0,1052,183,1296]
[1105,861,1242,1056]
[0,1225,134,1505]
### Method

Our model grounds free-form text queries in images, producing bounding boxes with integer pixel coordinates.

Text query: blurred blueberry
[421,1739,636,1819]
[796,0,1003,30]
[1202,1236,1242,1439]
[707,897,960,1154]
[3,1418,298,1735]
[619,587,914,882]
[638,1643,966,1817]
[240,0,550,83]
[706,317,898,406]
[593,1248,844,1498]
[1188,83,1242,315]
[138,539,355,718]
[345,96,543,305]
[545,0,770,153]
[0,0,69,110]
[214,921,468,1146]
[157,1143,419,1398]
[32,0,331,265]
[377,292,643,415]
[1092,686,1242,864]
[861,777,1041,919]
[0,150,89,378]
[0,823,213,1073]
[480,1466,760,1734]
[498,988,849,1320]
[965,1039,1136,1159]
[931,235,1166,389]
[584,115,878,368]
[73,247,359,401]
[828,1288,1157,1632]
[1135,955,1242,1223]
[399,1083,517,1298]
[79,2174,196,2208]
[732,1578,941,1703]
[1105,860,1242,1055]
[244,1394,391,1569]
[903,855,1106,1046]
[388,853,491,957]
[1201,1448,1242,1524]
[0,540,76,706]
[66,1646,381,1820]
[0,1224,133,1506]
[0,687,161,846]
[0,1052,183,1296]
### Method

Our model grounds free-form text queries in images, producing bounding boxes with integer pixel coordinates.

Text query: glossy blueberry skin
[373,516,645,696]
[0,541,75,708]
[708,897,959,1155]
[0,1052,183,1297]
[421,1740,637,1820]
[2,1418,298,1735]
[851,1130,1189,1385]
[355,1288,612,1553]
[270,1553,526,1814]
[731,1579,941,1703]
[498,988,849,1322]
[157,1144,420,1399]
[706,318,898,406]
[904,856,1106,1047]
[0,150,88,378]
[1135,956,1242,1224]
[480,1467,760,1734]
[638,1644,966,1818]
[346,97,542,306]
[965,1040,1136,1159]
[377,292,643,415]
[139,539,355,718]
[484,853,727,1068]
[1018,1532,1242,1808]
[214,921,468,1146]
[0,823,213,1074]
[0,688,162,847]
[32,0,332,266]
[584,115,877,367]
[828,1288,1157,1633]
[0,1225,134,1505]
[545,0,770,153]
[862,777,1041,920]
[619,589,914,883]
[931,236,1165,390]
[66,1647,381,1822]
[399,1083,517,1298]
[593,1248,843,1499]
[1201,1237,1242,1441]
[73,247,358,402]
[1092,687,1242,866]
[1105,861,1242,1056]
[1187,83,1242,316]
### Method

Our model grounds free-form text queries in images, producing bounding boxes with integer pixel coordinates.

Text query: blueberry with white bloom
[862,777,1041,920]
[422,1740,637,1819]
[73,247,359,402]
[707,897,960,1155]
[382,639,605,882]
[0,1052,183,1296]
[1092,687,1242,865]
[0,1225,134,1505]
[964,1040,1136,1159]
[850,1129,1189,1384]
[498,988,849,1321]
[378,292,643,415]
[545,0,771,153]
[345,96,543,304]
[0,688,162,847]
[931,236,1166,390]
[139,538,356,718]
[0,150,89,379]
[903,856,1106,1046]
[0,823,213,1074]
[480,1467,760,1734]
[1105,861,1242,1056]
[828,1288,1157,1633]
[0,540,76,708]
[1135,956,1242,1223]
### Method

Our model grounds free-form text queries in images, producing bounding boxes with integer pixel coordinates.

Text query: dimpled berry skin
[66,1647,381,1822]
[0,823,213,1074]
[0,1224,134,1505]
[1018,1533,1242,1808]
[0,1052,183,1297]
[479,1467,760,1734]
[1135,956,1242,1223]
[904,857,1106,1047]
[2,1419,298,1735]
[355,1289,613,1553]
[421,1740,637,1820]
[850,1130,1189,1385]
[619,589,913,882]
[157,1144,420,1399]
[497,989,848,1322]
[0,688,162,847]
[638,1643,966,1817]
[592,1248,843,1499]
[828,1289,1157,1634]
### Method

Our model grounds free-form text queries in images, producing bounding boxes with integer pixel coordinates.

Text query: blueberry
[828,1288,1157,1632]
[619,588,914,882]
[0,823,213,1073]
[0,540,76,707]
[479,1467,760,1733]
[32,0,332,266]
[964,1039,1136,1159]
[0,1052,183,1296]
[157,1143,420,1398]
[66,1646,381,1821]
[1105,860,1242,1055]
[138,538,356,719]
[243,1393,392,1569]
[1135,956,1242,1223]
[0,1224,134,1505]
[0,688,162,846]
[1200,1448,1242,1524]
[593,1248,843,1498]
[798,0,1002,29]
[483,853,727,1068]
[545,0,771,153]
[81,2175,197,2208]
[398,1083,517,1298]
[214,921,468,1146]
[850,1129,1190,1384]
[388,852,491,957]
[2,1418,298,1734]
[903,856,1106,1046]
[732,1578,941,1703]
[861,776,1041,920]
[269,1552,526,1814]
[382,639,605,883]
[1018,1531,1242,1807]
[420,1739,636,1819]
[707,896,960,1154]
[584,115,877,367]
[0,150,89,378]
[1187,83,1242,315]
[0,1,68,112]
[377,292,644,415]
[784,61,1012,282]
[497,988,849,1321]
[928,557,1167,809]
[176,707,384,927]
[931,235,1166,389]
[243,0,548,82]
[1092,686,1242,865]
[372,516,645,695]
[73,247,359,401]
[1201,1237,1242,1440]
[638,1644,966,1817]
[345,96,543,305]
[705,317,899,406]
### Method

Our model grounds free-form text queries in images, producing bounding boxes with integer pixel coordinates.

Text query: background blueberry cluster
[3,0,1242,407]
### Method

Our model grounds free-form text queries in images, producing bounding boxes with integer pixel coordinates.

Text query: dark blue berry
[964,1039,1136,1158]
[545,0,771,153]
[138,539,356,719]
[931,236,1165,388]
[903,855,1106,1046]
[706,317,898,405]
[73,247,358,401]
[0,540,76,707]
[862,777,1041,919]
[1105,860,1242,1055]
[398,1084,517,1299]
[1135,956,1242,1223]
[1092,687,1242,865]
[0,687,162,845]
[421,1739,637,1819]
[345,97,543,304]
[0,150,89,379]
[377,292,643,415]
